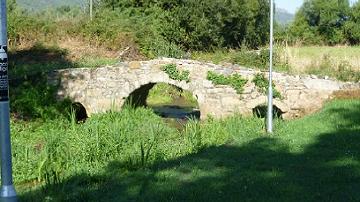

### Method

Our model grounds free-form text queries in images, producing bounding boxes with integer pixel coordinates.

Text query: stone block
[303,78,341,91]
[221,97,240,106]
[129,61,141,69]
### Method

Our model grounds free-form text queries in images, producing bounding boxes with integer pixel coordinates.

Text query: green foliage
[75,56,117,68]
[344,2,360,45]
[231,49,289,71]
[207,71,248,94]
[252,73,282,99]
[286,0,360,45]
[12,106,239,185]
[7,1,83,48]
[306,59,360,82]
[232,50,269,70]
[161,64,190,82]
[98,0,271,52]
[17,99,360,201]
[10,74,72,120]
[336,61,360,82]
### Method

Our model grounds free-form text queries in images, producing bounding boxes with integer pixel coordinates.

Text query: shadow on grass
[19,103,360,201]
[9,43,74,120]
[9,43,76,82]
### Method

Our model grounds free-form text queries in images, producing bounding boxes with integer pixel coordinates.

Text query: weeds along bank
[11,105,263,186]
[9,70,264,193]
[15,99,360,201]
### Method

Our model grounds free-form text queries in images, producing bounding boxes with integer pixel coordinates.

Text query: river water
[148,96,200,129]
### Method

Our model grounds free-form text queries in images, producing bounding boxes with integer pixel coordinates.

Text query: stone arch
[124,83,156,107]
[71,102,88,122]
[124,82,201,119]
[252,104,284,119]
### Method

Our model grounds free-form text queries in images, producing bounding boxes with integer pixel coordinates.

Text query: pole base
[0,185,17,202]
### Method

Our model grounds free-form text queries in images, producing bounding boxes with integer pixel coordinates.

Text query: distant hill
[16,0,85,12]
[275,8,294,25]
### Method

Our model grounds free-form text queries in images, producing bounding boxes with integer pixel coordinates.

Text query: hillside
[275,8,294,25]
[16,0,85,11]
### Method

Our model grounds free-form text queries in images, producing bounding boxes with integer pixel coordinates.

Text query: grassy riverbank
[12,99,360,201]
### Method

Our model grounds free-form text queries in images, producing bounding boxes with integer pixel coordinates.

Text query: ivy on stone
[207,71,248,94]
[252,73,282,99]
[161,64,190,82]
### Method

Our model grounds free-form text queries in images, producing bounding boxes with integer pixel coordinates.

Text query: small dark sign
[0,45,8,101]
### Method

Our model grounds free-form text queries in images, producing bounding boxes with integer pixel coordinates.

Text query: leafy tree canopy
[99,0,271,50]
[288,0,358,45]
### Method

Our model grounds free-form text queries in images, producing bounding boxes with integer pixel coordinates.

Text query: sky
[275,0,359,14]
[275,0,303,14]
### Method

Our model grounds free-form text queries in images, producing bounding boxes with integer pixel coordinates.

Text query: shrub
[161,64,190,82]
[99,0,271,52]
[252,73,282,99]
[207,71,248,94]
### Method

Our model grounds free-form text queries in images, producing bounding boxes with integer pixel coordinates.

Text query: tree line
[282,0,360,45]
[99,0,360,48]
[101,0,271,50]
[6,0,360,58]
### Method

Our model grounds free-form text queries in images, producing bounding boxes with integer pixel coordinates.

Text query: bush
[161,64,190,82]
[252,73,282,99]
[207,71,248,94]
[10,76,71,120]
[232,49,288,71]
[98,0,271,53]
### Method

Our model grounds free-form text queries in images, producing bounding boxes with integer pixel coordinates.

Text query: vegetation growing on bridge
[161,64,190,82]
[207,71,248,94]
[252,73,282,99]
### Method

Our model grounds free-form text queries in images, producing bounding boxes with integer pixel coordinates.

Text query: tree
[98,0,270,50]
[289,0,350,45]
[344,1,360,44]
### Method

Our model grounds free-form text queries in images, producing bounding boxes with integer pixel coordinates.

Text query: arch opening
[125,83,200,121]
[125,83,156,108]
[71,102,88,123]
[252,105,283,119]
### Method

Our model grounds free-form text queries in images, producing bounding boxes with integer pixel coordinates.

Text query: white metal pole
[267,0,274,133]
[90,0,93,21]
[0,0,17,201]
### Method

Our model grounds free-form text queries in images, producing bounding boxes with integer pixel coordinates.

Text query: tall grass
[15,99,360,201]
[194,46,360,82]
[13,106,263,186]
[278,45,360,81]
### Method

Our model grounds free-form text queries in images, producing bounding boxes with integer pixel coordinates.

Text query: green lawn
[16,99,360,201]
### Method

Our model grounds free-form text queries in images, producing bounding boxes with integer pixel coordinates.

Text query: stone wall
[48,58,360,119]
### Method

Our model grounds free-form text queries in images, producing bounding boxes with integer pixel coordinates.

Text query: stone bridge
[48,58,360,119]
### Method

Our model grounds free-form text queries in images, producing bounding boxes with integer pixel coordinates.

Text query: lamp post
[267,0,274,133]
[0,0,17,201]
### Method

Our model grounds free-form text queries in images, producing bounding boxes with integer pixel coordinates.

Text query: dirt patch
[58,37,146,62]
[332,89,360,99]
[10,36,147,65]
